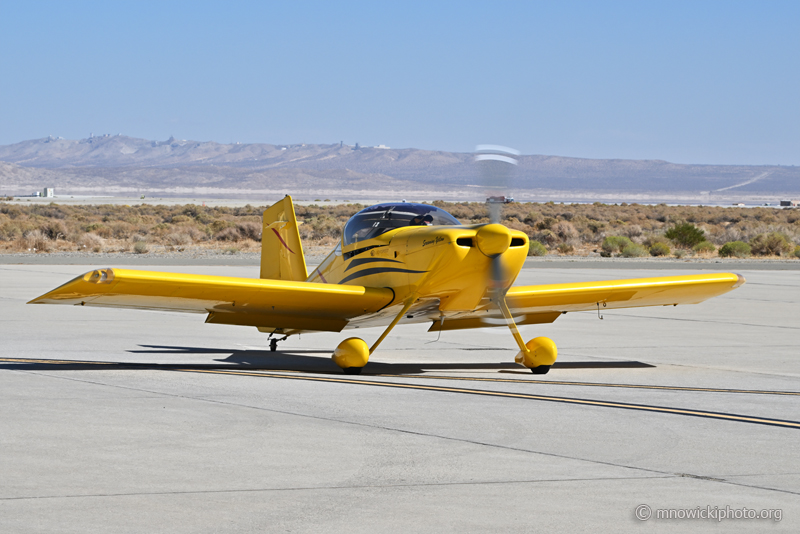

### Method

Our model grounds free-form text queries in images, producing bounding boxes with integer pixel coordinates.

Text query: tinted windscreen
[343,203,461,246]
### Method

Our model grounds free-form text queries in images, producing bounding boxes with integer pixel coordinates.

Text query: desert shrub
[533,229,558,247]
[535,217,557,230]
[708,224,742,245]
[620,224,643,238]
[5,200,798,258]
[40,220,68,240]
[23,230,50,251]
[718,241,751,258]
[557,242,574,254]
[209,219,236,233]
[31,204,68,219]
[78,233,105,252]
[601,235,633,254]
[552,221,578,241]
[587,221,606,234]
[528,240,547,256]
[649,242,671,256]
[665,222,705,248]
[109,221,135,239]
[750,232,793,256]
[306,217,342,239]
[643,234,669,247]
[621,243,647,257]
[184,226,207,241]
[236,222,261,241]
[0,220,30,241]
[165,232,192,246]
[132,240,149,254]
[215,227,242,241]
[692,241,716,254]
[85,222,112,238]
[794,245,800,259]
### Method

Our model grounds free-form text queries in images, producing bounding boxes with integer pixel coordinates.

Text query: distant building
[487,196,514,204]
[733,203,746,207]
[373,144,390,149]
[42,188,54,197]
[779,200,800,207]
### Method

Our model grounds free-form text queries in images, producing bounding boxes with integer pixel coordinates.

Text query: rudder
[260,195,308,281]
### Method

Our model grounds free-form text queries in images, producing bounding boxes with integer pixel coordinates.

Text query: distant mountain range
[1,135,798,202]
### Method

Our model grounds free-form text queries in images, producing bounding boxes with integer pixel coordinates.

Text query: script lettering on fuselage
[422,236,446,247]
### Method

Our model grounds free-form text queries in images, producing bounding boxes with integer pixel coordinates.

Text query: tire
[530,365,551,375]
[342,367,363,375]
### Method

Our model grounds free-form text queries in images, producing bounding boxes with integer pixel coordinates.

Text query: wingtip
[733,273,746,288]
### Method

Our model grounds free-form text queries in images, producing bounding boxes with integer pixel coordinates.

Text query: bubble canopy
[342,203,461,246]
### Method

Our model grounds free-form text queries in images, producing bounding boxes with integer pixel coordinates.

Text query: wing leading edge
[29,268,395,332]
[428,272,745,331]
[506,272,745,313]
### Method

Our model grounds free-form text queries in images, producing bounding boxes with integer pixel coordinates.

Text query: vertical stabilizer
[260,196,308,281]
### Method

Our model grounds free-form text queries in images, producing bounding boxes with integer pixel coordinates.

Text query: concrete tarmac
[1,262,798,533]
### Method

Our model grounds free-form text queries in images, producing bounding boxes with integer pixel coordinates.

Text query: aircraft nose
[476,224,511,257]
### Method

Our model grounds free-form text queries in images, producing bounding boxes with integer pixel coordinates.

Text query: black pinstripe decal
[344,257,402,272]
[339,267,427,284]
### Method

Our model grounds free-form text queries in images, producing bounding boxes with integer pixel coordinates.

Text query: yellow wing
[29,268,394,333]
[430,273,745,331]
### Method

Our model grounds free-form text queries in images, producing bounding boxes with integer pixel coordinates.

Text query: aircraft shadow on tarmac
[0,344,654,374]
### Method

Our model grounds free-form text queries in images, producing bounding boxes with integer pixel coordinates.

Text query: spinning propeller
[474,145,555,373]
[474,145,520,295]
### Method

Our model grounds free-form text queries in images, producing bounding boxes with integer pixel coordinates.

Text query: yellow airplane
[30,196,745,374]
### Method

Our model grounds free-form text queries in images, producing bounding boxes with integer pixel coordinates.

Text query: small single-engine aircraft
[30,196,745,374]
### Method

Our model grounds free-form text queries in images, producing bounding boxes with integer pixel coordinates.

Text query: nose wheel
[269,338,278,352]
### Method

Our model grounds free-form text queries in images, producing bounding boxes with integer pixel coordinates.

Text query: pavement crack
[610,313,800,331]
[0,475,672,501]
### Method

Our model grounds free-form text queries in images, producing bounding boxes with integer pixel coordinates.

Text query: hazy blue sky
[1,0,797,164]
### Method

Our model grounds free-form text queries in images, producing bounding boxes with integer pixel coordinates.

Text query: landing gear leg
[495,297,557,373]
[269,335,288,352]
[332,295,419,374]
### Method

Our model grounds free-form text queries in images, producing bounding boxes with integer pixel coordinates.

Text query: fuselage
[304,203,530,328]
